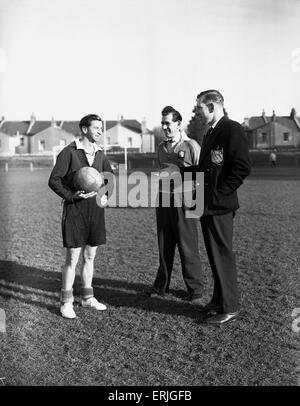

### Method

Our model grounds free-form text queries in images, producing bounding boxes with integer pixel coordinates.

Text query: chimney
[27,112,36,135]
[262,109,268,123]
[141,117,147,135]
[243,116,249,127]
[30,112,36,125]
[290,108,296,119]
[140,117,147,153]
[271,110,276,122]
[290,107,300,130]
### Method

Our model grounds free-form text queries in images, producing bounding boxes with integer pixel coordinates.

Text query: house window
[261,133,267,143]
[59,139,66,147]
[128,137,133,147]
[38,139,46,151]
[106,137,111,145]
[283,132,290,142]
[20,137,25,147]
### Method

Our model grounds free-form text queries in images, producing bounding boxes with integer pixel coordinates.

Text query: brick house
[243,108,300,149]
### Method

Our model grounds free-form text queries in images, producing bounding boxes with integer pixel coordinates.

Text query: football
[73,167,103,193]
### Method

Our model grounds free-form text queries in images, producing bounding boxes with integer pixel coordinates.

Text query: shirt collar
[75,138,103,151]
[211,115,224,129]
[164,130,185,144]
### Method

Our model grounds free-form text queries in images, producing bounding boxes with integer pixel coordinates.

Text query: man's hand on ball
[73,190,97,200]
[82,191,97,199]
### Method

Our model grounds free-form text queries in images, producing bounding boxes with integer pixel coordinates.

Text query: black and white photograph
[0,0,299,390]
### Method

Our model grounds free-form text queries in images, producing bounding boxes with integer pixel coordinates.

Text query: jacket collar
[199,116,228,164]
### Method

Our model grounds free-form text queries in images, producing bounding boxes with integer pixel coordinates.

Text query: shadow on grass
[0,260,206,320]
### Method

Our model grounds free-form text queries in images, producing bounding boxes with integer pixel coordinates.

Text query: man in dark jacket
[195,90,251,325]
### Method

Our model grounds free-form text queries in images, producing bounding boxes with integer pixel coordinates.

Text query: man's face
[83,120,103,143]
[196,98,213,125]
[161,113,180,139]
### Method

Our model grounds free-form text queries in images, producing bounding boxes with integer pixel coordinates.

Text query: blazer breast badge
[211,148,224,165]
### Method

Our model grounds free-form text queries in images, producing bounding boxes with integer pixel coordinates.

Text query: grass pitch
[0,169,299,385]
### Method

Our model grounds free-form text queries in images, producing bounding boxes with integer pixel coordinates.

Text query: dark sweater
[48,141,113,202]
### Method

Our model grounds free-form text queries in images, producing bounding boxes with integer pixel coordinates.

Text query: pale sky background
[0,0,299,128]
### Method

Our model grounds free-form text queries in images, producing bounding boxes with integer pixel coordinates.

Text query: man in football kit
[48,114,112,319]
[149,106,204,302]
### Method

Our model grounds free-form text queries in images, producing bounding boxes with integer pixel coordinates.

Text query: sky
[0,0,300,129]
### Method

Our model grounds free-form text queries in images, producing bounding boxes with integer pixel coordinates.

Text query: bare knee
[65,248,81,268]
[83,246,97,263]
[83,253,95,263]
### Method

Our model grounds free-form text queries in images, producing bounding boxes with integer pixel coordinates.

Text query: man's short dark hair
[161,105,182,122]
[79,114,102,130]
[197,90,224,105]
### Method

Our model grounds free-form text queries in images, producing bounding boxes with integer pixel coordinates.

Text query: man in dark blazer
[195,89,251,325]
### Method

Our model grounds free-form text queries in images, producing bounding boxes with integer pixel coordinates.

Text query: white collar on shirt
[75,138,103,153]
[211,115,224,129]
[164,129,190,145]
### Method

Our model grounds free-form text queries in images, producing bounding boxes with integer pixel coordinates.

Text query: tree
[187,105,230,145]
[152,126,165,151]
[187,105,208,144]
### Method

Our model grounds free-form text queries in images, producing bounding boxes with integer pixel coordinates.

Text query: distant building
[0,114,154,156]
[102,116,154,153]
[0,114,75,156]
[0,118,29,156]
[243,108,300,149]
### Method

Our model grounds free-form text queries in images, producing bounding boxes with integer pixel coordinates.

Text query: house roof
[61,121,81,136]
[0,121,30,135]
[28,121,52,134]
[277,117,300,132]
[247,117,268,129]
[122,119,143,133]
[105,119,143,133]
[246,115,300,132]
[250,120,293,133]
[61,120,145,134]
[0,118,152,136]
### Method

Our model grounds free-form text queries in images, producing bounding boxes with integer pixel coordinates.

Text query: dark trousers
[153,205,204,299]
[200,212,239,313]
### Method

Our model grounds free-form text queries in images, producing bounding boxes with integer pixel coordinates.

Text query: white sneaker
[60,303,76,319]
[81,297,107,311]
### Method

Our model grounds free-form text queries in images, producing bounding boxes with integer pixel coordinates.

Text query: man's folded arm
[48,149,75,202]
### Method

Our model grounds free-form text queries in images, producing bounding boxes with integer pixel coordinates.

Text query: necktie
[165,139,173,154]
[201,127,213,151]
